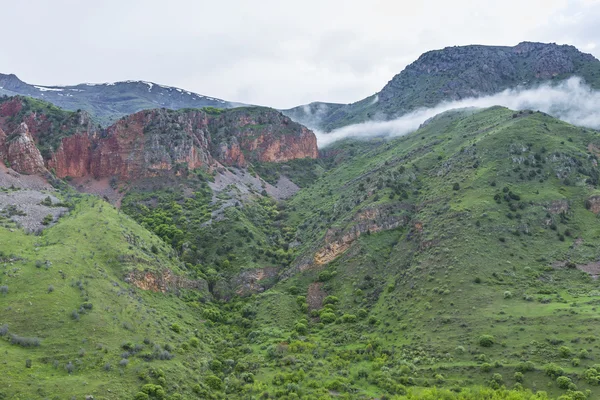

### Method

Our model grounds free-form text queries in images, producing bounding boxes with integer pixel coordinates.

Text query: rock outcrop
[126,269,207,293]
[0,123,46,174]
[0,97,319,180]
[314,205,410,265]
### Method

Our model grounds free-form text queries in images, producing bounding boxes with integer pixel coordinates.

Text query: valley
[2,42,600,400]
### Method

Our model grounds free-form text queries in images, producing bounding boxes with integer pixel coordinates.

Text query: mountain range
[0,73,245,126]
[1,42,600,400]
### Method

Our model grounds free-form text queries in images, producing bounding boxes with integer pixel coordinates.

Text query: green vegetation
[5,106,600,398]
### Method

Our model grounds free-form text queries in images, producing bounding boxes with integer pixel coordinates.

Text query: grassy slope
[0,194,220,399]
[4,106,600,399]
[242,107,600,399]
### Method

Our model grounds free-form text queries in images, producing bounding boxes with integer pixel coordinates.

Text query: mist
[316,77,600,147]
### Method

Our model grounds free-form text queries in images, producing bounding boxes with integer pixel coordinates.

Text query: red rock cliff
[0,97,319,180]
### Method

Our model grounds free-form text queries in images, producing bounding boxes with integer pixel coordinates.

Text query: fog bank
[316,77,600,146]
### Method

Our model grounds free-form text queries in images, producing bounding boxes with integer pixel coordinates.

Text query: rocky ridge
[0,97,318,181]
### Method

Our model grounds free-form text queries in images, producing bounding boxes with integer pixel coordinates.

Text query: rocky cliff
[0,97,318,179]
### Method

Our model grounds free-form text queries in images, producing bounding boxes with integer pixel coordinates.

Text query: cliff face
[0,97,318,179]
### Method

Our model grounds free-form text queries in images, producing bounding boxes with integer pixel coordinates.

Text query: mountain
[4,101,600,398]
[4,42,600,399]
[285,41,600,131]
[0,73,245,126]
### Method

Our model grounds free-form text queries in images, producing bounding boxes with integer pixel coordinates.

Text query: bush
[65,362,74,374]
[478,335,495,347]
[514,372,524,382]
[320,312,336,324]
[341,314,357,323]
[453,183,460,191]
[516,361,535,373]
[10,334,40,347]
[189,337,200,348]
[544,363,564,378]
[205,375,223,391]
[556,375,573,389]
[503,291,513,299]
[294,323,307,334]
[170,323,181,333]
[559,346,572,358]
[357,309,368,319]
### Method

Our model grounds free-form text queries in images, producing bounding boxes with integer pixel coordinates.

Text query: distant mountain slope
[0,73,245,126]
[285,41,600,131]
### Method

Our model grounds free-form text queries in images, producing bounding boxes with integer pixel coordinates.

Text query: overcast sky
[1,0,599,108]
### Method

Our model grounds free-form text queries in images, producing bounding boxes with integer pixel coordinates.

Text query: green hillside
[3,106,600,399]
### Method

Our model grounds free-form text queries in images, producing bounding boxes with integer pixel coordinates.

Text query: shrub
[170,323,182,333]
[189,337,200,348]
[556,376,573,389]
[357,309,368,319]
[65,361,74,374]
[516,361,535,372]
[341,314,357,323]
[141,384,165,398]
[559,346,572,358]
[478,335,495,347]
[10,334,40,347]
[205,375,223,391]
[544,363,564,378]
[294,323,307,334]
[453,183,460,191]
[514,372,524,382]
[320,312,336,324]
[503,291,513,299]
[583,367,600,385]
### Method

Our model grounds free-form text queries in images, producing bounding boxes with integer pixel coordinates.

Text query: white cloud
[0,0,598,108]
[316,77,600,146]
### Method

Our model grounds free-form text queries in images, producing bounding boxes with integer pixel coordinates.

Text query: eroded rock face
[314,205,410,265]
[233,267,279,296]
[0,123,46,174]
[0,98,319,180]
[126,269,207,293]
[586,196,600,214]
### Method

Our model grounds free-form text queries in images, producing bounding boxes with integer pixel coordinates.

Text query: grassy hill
[3,106,600,399]
[238,107,600,399]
